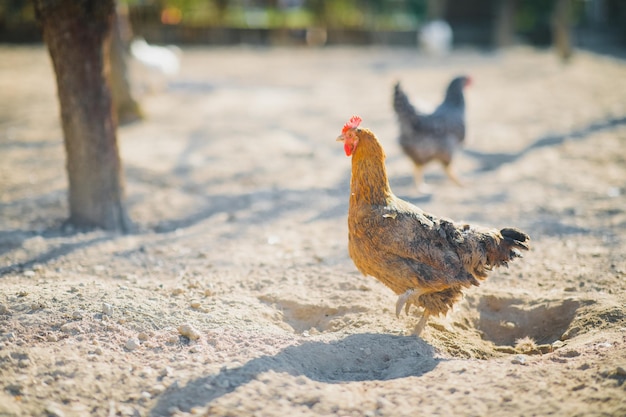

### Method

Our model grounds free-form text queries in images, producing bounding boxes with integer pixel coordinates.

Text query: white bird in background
[130,38,181,76]
[419,20,453,56]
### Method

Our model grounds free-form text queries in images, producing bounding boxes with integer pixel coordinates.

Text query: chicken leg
[395,288,424,317]
[413,165,432,194]
[396,288,431,336]
[443,163,463,187]
[413,312,431,336]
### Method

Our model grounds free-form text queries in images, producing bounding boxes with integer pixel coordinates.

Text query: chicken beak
[336,135,344,142]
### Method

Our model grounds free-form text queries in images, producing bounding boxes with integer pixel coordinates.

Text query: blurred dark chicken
[393,76,470,191]
[337,116,529,335]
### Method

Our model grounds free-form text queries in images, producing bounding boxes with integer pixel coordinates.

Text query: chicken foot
[395,288,424,318]
[396,289,431,336]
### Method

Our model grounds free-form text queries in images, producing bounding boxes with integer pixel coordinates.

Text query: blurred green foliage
[516,0,586,31]
[2,0,624,41]
[0,0,35,22]
[113,0,594,31]
[116,0,428,29]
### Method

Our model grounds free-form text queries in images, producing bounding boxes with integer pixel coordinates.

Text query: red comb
[342,115,362,134]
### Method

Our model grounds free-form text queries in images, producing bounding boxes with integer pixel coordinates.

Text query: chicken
[130,38,181,76]
[393,76,470,191]
[419,20,453,56]
[337,116,529,335]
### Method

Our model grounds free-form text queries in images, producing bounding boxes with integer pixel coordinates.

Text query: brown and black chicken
[337,116,529,335]
[393,76,471,191]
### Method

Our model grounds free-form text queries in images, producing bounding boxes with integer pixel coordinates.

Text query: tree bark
[426,0,447,20]
[110,4,143,125]
[553,0,574,61]
[34,0,131,232]
[494,0,517,48]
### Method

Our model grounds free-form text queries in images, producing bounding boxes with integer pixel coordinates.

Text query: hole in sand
[259,295,368,334]
[474,295,580,346]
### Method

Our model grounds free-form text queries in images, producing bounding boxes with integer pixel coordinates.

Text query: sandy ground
[1,44,625,417]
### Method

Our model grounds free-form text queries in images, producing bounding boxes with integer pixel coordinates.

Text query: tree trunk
[426,0,447,20]
[34,0,131,232]
[494,0,517,48]
[110,4,143,125]
[553,0,574,61]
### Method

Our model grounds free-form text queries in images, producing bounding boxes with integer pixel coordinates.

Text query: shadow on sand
[464,115,626,172]
[2,115,623,276]
[150,333,439,415]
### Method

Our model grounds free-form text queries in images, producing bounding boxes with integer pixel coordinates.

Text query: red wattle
[344,142,352,156]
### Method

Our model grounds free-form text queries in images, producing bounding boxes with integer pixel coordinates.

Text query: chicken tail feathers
[393,82,419,122]
[500,227,530,258]
[460,226,530,279]
[483,227,530,272]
